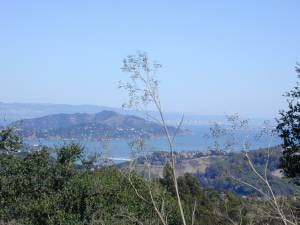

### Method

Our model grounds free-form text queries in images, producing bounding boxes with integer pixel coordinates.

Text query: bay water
[25,125,281,159]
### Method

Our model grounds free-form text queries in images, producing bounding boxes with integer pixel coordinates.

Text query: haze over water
[25,125,280,159]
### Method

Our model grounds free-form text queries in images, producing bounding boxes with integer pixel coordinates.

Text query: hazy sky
[0,1,300,118]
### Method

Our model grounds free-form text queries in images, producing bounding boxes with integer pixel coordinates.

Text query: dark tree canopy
[277,64,300,183]
[0,127,22,153]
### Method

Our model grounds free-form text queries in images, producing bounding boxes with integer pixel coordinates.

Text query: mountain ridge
[0,102,270,126]
[12,110,182,140]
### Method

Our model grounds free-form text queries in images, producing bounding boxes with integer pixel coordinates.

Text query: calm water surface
[25,125,281,158]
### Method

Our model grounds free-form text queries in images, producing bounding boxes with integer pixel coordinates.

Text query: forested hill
[123,147,298,196]
[11,110,181,139]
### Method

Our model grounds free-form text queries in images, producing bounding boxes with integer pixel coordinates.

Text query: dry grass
[131,155,226,178]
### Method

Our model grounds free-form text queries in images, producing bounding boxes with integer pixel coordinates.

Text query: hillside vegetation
[12,111,181,140]
[121,147,298,196]
[1,142,299,225]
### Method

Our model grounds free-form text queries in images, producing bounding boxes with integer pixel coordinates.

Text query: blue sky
[0,1,299,118]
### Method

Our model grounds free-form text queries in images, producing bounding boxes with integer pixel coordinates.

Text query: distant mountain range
[12,110,182,140]
[0,102,119,125]
[0,102,271,126]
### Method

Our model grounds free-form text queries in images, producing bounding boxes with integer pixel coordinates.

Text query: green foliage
[0,144,98,225]
[91,169,180,225]
[57,143,84,165]
[0,127,22,152]
[160,163,255,225]
[1,140,298,224]
[0,143,183,225]
[196,147,298,196]
[160,162,175,194]
[277,64,300,183]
